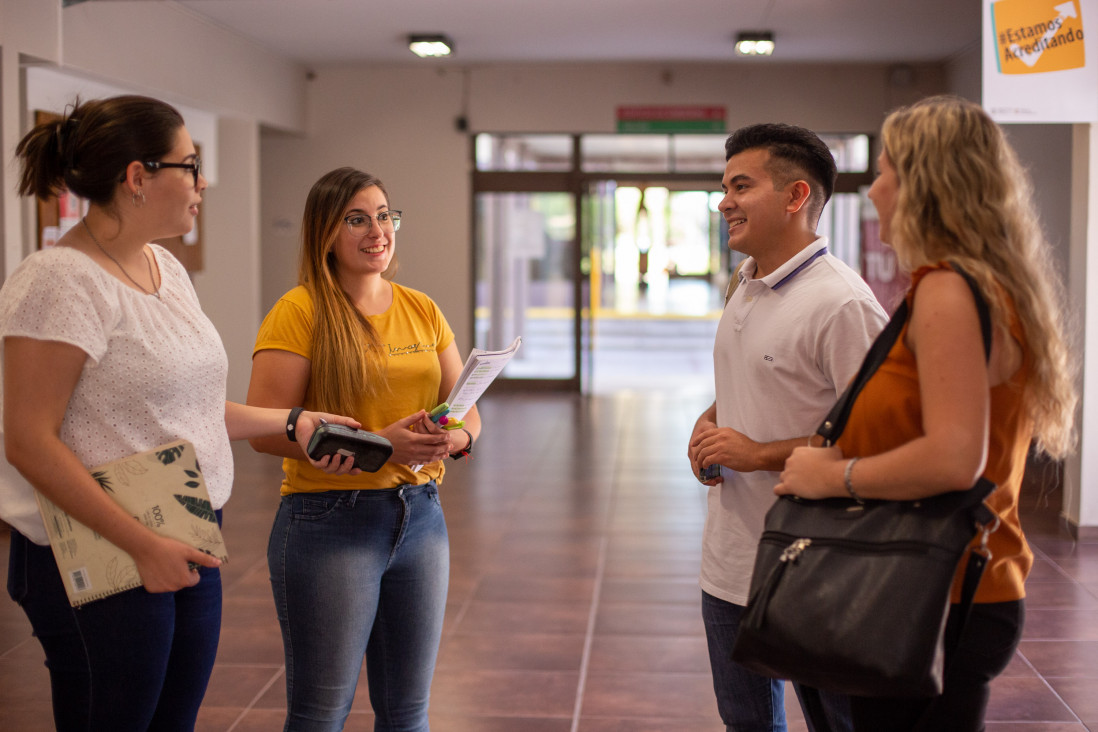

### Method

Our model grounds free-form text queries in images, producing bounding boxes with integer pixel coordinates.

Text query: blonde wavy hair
[881,95,1076,458]
[298,167,396,417]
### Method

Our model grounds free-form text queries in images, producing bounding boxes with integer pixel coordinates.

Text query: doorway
[472,132,872,394]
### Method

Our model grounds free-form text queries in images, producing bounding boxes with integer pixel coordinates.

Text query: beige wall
[1,0,310,401]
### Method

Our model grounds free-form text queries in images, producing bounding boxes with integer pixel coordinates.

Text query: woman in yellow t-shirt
[247,167,481,732]
[776,96,1076,730]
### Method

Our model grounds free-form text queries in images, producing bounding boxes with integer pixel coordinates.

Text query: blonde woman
[248,167,480,731]
[776,95,1076,730]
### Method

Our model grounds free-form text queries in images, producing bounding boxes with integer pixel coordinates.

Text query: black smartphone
[700,464,722,482]
[306,424,393,472]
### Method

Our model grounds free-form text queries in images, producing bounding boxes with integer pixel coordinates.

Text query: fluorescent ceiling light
[735,32,775,57]
[409,34,454,58]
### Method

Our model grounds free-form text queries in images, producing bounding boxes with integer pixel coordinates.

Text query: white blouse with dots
[0,244,232,545]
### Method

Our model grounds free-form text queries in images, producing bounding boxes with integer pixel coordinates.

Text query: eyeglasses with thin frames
[142,158,202,185]
[343,210,402,237]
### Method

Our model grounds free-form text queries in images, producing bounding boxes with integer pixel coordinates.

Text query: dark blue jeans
[268,483,449,732]
[702,590,853,732]
[6,523,222,731]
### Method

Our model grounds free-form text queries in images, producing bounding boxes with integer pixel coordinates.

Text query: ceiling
[100,0,981,68]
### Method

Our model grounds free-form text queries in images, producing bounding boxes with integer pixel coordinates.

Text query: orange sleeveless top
[836,264,1034,603]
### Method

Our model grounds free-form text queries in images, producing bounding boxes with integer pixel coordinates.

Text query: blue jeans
[702,590,853,732]
[268,483,449,732]
[6,524,222,731]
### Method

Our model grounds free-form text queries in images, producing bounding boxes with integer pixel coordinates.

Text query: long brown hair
[298,167,393,416]
[881,95,1076,458]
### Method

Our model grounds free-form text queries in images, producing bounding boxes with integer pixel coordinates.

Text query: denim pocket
[289,492,345,520]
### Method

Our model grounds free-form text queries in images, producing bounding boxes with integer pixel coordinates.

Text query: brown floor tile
[473,575,597,603]
[587,635,711,673]
[436,631,585,672]
[1021,606,1098,641]
[455,599,591,634]
[4,392,1098,728]
[579,671,718,720]
[1020,581,1098,608]
[602,554,702,580]
[984,724,1088,731]
[200,663,283,708]
[428,715,571,732]
[595,600,705,636]
[1018,640,1098,677]
[430,668,579,717]
[1045,677,1098,726]
[986,675,1080,723]
[599,577,700,605]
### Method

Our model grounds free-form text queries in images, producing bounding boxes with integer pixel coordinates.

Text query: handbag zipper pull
[780,538,812,563]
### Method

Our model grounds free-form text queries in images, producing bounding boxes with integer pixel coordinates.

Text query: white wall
[0,0,311,403]
[195,117,261,402]
[1066,125,1098,531]
[60,1,307,132]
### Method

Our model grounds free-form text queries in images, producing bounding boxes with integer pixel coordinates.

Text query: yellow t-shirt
[253,283,455,494]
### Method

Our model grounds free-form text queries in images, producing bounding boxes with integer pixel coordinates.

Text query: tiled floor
[1,389,1096,731]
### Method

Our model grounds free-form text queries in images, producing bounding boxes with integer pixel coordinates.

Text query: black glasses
[143,157,202,185]
[343,210,402,236]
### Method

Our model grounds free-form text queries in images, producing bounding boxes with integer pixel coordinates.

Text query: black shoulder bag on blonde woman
[731,264,1001,698]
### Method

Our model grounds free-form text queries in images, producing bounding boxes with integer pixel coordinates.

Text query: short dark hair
[724,123,837,221]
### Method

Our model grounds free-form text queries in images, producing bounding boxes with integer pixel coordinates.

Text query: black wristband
[286,407,305,442]
[450,427,474,460]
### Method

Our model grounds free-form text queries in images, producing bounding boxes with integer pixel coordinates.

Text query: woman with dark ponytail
[1,95,359,731]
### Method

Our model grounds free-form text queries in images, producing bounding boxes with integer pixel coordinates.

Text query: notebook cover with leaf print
[34,439,228,606]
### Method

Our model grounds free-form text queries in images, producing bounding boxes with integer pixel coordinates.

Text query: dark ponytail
[15,95,185,206]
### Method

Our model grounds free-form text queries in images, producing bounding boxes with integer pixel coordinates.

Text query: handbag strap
[816,262,997,679]
[817,263,991,446]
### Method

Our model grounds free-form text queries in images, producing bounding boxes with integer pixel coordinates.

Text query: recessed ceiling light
[408,34,454,58]
[735,32,775,57]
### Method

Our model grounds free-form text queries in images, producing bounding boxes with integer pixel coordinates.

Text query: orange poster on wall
[983,0,1096,122]
[993,0,1085,73]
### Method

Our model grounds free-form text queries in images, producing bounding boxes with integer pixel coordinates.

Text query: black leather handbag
[730,266,1000,698]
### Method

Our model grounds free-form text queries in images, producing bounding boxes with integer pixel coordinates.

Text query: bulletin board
[34,110,204,272]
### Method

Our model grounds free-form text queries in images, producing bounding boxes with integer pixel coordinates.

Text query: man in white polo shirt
[688,123,887,732]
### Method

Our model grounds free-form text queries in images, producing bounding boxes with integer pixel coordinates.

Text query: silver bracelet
[844,457,864,503]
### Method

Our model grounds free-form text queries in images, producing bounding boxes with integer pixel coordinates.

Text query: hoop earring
[132,189,146,208]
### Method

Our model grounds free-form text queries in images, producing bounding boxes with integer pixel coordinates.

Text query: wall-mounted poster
[983,0,1097,122]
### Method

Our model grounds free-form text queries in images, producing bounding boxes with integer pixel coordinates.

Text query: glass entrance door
[583,180,728,394]
[474,191,579,384]
[472,131,872,393]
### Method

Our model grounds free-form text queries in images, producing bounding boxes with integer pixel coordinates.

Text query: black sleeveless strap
[817,263,991,446]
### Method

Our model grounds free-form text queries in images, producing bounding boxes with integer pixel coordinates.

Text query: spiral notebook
[34,439,229,607]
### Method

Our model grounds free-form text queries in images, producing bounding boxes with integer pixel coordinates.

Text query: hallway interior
[1,389,1096,731]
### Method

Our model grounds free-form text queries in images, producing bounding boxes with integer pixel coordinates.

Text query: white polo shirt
[700,237,887,605]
